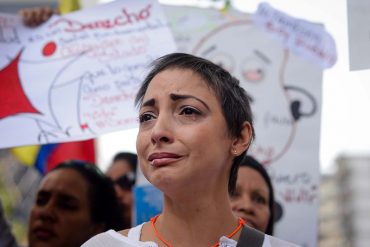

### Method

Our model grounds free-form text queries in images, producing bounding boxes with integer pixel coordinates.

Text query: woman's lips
[148,152,182,167]
[32,226,56,240]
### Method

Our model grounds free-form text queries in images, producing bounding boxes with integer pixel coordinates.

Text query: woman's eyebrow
[253,188,269,196]
[58,192,79,202]
[170,93,210,110]
[142,98,155,107]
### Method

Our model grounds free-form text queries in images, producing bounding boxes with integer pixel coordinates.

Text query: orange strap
[150,215,245,247]
[211,218,245,247]
[151,215,173,247]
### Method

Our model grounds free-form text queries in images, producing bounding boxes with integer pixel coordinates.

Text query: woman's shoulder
[81,224,158,247]
[81,229,138,247]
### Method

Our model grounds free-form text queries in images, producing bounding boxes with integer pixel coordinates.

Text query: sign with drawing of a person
[164,3,336,247]
[193,20,296,165]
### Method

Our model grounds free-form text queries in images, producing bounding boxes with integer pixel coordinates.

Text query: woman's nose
[233,194,255,214]
[150,113,174,145]
[38,201,57,221]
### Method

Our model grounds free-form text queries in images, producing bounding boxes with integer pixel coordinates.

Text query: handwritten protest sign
[164,4,326,246]
[253,3,336,69]
[0,0,176,148]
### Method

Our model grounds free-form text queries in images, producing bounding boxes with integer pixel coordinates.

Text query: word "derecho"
[49,4,152,32]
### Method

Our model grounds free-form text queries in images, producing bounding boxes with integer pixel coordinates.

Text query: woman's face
[230,166,271,233]
[136,68,236,196]
[28,169,103,247]
[106,160,134,227]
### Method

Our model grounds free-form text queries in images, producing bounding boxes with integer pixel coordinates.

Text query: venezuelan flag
[11,140,95,175]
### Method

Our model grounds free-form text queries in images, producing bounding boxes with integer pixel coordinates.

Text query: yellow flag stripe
[11,146,40,166]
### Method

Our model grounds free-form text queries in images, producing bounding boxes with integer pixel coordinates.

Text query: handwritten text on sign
[0,0,176,148]
[253,2,337,69]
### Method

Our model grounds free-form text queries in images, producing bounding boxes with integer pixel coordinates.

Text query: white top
[82,223,301,247]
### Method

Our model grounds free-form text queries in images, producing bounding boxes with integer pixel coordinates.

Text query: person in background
[17,4,126,247]
[18,5,138,230]
[105,152,137,228]
[82,53,299,246]
[28,160,123,247]
[230,155,275,235]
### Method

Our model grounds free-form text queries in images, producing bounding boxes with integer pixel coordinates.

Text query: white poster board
[0,0,176,148]
[163,4,330,246]
[347,0,370,70]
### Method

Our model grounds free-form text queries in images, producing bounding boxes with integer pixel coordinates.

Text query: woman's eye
[230,189,241,199]
[139,112,156,123]
[36,196,47,206]
[253,194,267,205]
[179,106,200,115]
[35,193,49,206]
[59,202,78,211]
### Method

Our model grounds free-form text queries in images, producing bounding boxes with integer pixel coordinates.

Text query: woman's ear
[231,121,253,156]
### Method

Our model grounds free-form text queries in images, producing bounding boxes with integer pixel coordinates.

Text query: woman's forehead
[238,167,269,191]
[41,169,89,196]
[144,68,215,99]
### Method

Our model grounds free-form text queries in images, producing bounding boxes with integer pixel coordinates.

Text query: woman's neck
[142,192,241,247]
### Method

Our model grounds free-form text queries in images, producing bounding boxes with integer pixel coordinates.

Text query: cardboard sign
[0,0,176,148]
[164,5,322,246]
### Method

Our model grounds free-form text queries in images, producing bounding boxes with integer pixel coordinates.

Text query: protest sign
[0,0,176,148]
[163,4,329,246]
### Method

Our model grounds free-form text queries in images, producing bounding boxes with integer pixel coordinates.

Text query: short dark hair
[238,155,275,235]
[51,160,124,231]
[112,152,138,173]
[135,53,255,194]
